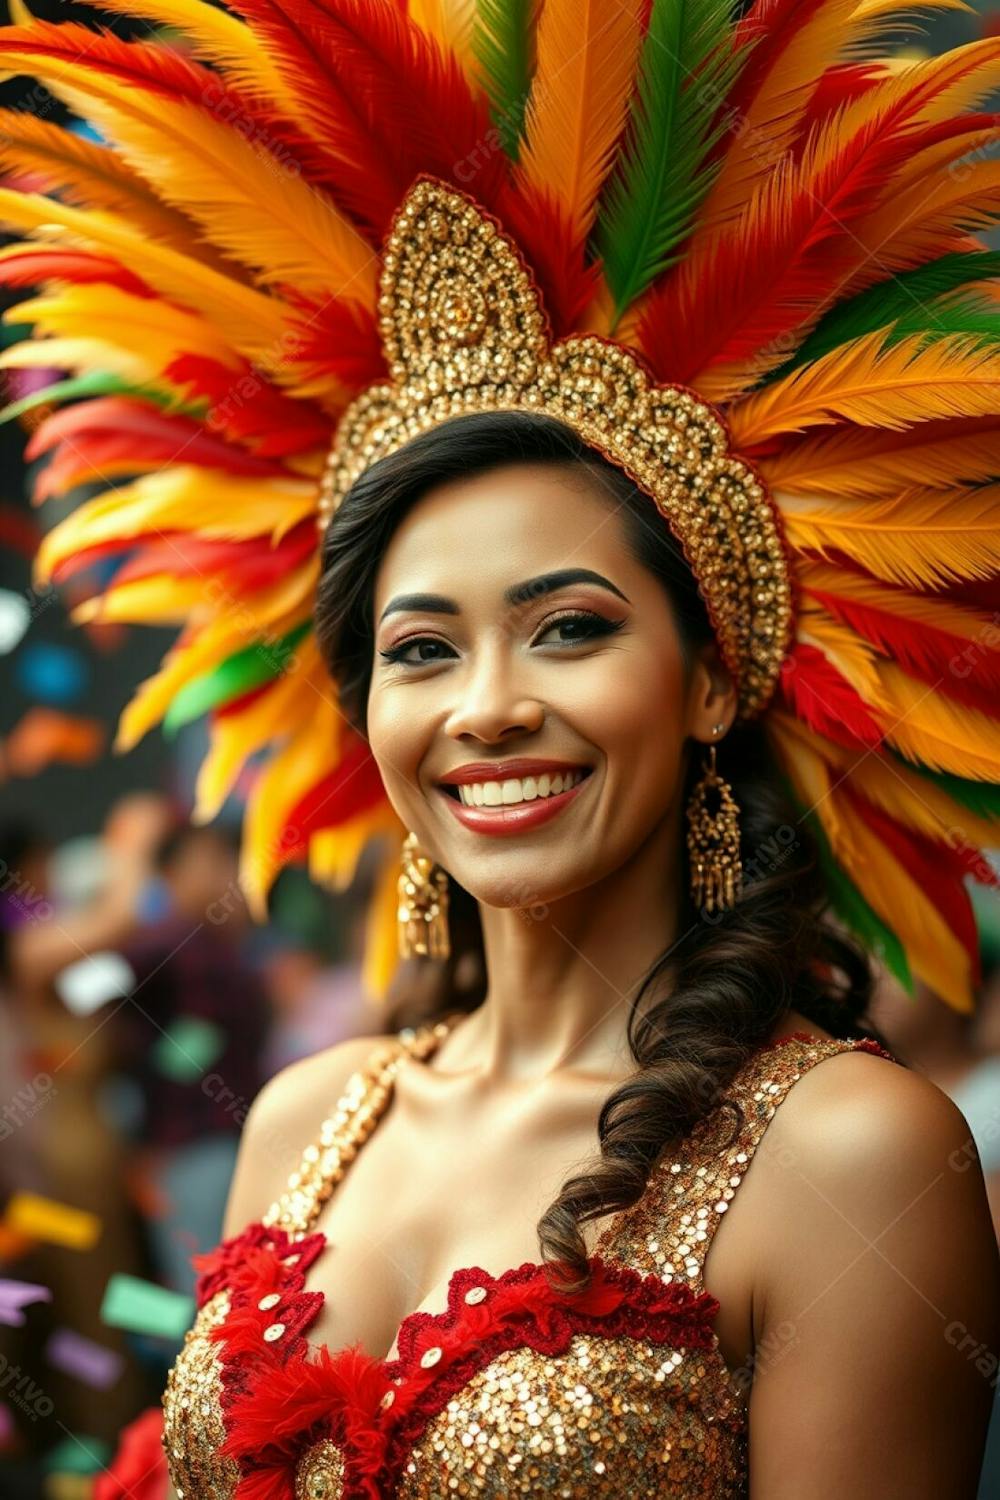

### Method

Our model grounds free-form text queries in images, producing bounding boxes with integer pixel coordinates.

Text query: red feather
[0,17,346,213]
[285,292,387,390]
[799,62,887,140]
[0,247,150,297]
[721,0,832,140]
[278,733,388,858]
[777,641,886,751]
[109,520,318,593]
[641,49,1000,382]
[163,354,331,458]
[841,782,985,989]
[231,0,507,236]
[496,181,602,338]
[26,397,291,499]
[802,577,1000,719]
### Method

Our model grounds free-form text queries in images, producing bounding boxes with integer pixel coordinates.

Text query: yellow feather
[795,598,889,705]
[825,782,974,1009]
[799,557,996,648]
[0,106,216,253]
[193,636,326,821]
[0,188,291,370]
[772,707,1000,849]
[71,557,316,629]
[308,804,401,895]
[844,158,1000,280]
[516,0,644,246]
[875,660,1000,779]
[695,0,876,230]
[0,334,154,384]
[70,575,210,627]
[240,688,344,919]
[115,595,309,752]
[84,0,292,108]
[4,284,237,377]
[361,831,409,1004]
[0,48,377,306]
[760,423,1000,497]
[408,0,477,83]
[33,469,319,586]
[766,710,974,1010]
[729,329,1000,443]
[776,484,1000,590]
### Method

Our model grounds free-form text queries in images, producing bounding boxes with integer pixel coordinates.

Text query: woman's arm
[748,1052,1000,1498]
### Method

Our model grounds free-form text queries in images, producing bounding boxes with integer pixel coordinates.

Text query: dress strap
[595,1033,896,1291]
[262,1016,460,1239]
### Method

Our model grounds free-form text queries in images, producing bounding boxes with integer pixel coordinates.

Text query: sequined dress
[162,1022,895,1499]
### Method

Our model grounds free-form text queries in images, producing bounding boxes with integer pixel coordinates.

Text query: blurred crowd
[0,794,997,1498]
[0,792,383,1495]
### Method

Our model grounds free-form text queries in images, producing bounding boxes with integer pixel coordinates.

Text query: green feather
[766,251,1000,382]
[0,371,200,425]
[594,0,741,324]
[891,751,1000,823]
[163,620,311,737]
[786,784,914,991]
[471,0,538,162]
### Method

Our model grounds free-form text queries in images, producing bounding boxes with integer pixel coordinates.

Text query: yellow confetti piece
[3,1193,101,1251]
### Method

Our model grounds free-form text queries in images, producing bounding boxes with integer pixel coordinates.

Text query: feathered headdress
[1,0,999,1012]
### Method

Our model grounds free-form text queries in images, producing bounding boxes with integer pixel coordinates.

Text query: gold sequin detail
[168,1031,880,1500]
[318,179,793,721]
[162,1290,239,1500]
[295,1438,346,1499]
[263,1018,460,1239]
[396,1336,746,1499]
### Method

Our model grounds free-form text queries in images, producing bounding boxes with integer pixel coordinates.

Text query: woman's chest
[296,1104,756,1380]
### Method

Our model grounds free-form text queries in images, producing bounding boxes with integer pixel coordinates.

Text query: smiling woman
[5,0,1000,1494]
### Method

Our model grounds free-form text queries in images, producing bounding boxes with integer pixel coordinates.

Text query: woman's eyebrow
[378,568,631,625]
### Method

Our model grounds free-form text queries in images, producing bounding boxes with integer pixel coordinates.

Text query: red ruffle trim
[209,1238,722,1500]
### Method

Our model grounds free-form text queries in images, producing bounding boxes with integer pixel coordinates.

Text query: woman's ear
[687,640,739,742]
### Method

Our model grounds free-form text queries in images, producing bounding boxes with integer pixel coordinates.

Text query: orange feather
[515,0,644,250]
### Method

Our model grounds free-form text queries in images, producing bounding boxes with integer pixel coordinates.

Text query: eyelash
[378,610,625,667]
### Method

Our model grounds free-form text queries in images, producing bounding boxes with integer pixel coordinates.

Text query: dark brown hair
[314,411,890,1292]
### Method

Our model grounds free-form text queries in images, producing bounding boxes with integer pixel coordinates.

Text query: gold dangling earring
[397,831,451,960]
[686,725,742,914]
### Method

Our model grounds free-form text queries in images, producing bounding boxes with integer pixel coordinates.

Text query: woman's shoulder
[747,1036,990,1287]
[221,1029,398,1237]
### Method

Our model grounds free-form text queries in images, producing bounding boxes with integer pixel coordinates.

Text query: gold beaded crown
[320,179,793,722]
[6,0,1000,1013]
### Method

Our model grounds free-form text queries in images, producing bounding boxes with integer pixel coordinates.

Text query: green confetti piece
[41,1435,113,1475]
[151,1015,225,1083]
[100,1273,194,1341]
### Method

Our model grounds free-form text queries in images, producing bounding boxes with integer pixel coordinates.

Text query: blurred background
[0,2,999,1498]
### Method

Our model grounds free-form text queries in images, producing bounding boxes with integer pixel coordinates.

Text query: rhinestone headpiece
[318,177,793,719]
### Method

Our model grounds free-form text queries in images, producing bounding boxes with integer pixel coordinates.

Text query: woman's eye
[535,610,623,646]
[378,612,623,668]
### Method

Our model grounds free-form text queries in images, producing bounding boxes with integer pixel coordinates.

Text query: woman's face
[367,462,732,911]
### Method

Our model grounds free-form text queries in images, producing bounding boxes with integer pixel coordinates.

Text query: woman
[3,1,1000,1496]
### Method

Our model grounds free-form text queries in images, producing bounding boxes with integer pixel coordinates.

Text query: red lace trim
[208,1238,723,1500]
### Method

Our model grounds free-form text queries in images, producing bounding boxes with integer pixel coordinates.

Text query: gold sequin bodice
[162,1023,894,1498]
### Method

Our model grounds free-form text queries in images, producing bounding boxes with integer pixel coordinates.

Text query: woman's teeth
[456,770,587,808]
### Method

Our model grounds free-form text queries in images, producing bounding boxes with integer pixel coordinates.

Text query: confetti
[3,1194,101,1251]
[151,1016,225,1083]
[0,1277,51,1326]
[100,1273,193,1342]
[45,1328,124,1391]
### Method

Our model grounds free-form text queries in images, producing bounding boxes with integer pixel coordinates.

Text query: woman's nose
[441,648,545,743]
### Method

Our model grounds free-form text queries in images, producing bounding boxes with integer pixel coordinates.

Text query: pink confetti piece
[45,1328,124,1391]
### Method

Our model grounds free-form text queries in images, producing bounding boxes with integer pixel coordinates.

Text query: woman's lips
[436,772,592,836]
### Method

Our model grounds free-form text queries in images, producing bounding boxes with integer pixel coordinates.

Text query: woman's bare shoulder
[221,1030,396,1237]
